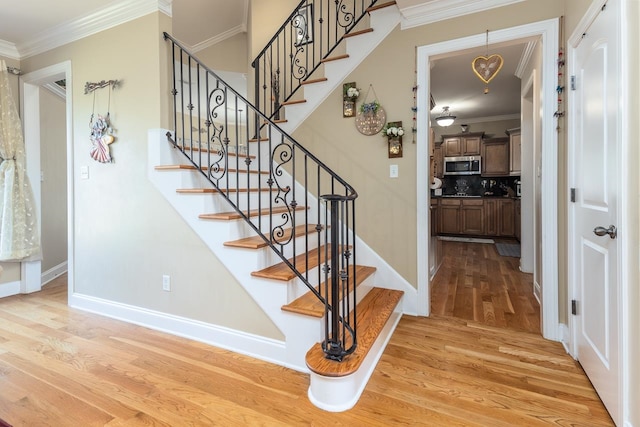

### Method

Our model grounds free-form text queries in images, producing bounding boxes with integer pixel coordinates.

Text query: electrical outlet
[390,164,399,178]
[162,275,171,292]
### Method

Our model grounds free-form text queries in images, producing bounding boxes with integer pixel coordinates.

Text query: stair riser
[251,232,323,271]
[223,209,318,241]
[170,169,267,189]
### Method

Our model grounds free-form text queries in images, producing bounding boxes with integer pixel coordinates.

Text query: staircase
[151,0,413,412]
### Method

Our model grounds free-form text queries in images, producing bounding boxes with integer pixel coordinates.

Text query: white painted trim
[68,292,302,372]
[0,281,21,299]
[20,61,74,299]
[191,25,246,53]
[41,261,68,286]
[0,40,20,60]
[42,82,67,100]
[417,18,560,339]
[399,0,526,30]
[568,0,608,48]
[515,40,538,79]
[17,0,170,59]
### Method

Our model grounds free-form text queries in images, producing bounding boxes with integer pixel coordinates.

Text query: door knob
[593,225,617,239]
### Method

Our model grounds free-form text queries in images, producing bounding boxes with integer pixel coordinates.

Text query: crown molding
[43,82,67,100]
[0,39,20,60]
[399,0,526,30]
[514,40,537,79]
[17,0,173,59]
[191,24,246,53]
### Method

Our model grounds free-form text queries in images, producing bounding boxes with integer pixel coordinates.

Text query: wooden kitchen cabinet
[482,137,510,176]
[498,198,515,236]
[433,141,443,178]
[484,199,498,236]
[507,127,521,176]
[484,198,515,237]
[460,199,484,235]
[515,199,521,241]
[438,199,461,234]
[442,132,483,157]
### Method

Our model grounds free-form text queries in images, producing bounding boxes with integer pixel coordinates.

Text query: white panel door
[572,1,620,423]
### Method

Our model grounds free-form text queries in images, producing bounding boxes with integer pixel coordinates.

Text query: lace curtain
[0,60,40,261]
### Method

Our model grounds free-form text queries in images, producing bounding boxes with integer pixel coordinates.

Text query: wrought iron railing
[164,32,358,361]
[252,0,381,121]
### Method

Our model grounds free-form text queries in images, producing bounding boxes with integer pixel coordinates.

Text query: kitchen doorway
[416,19,560,342]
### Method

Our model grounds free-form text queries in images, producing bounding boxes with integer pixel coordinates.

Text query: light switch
[80,165,89,180]
[390,164,398,178]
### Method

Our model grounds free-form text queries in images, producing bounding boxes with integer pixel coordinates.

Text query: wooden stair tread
[178,145,255,159]
[176,187,273,194]
[248,137,269,143]
[321,54,349,63]
[199,205,307,221]
[305,287,403,377]
[251,244,344,281]
[281,99,307,106]
[366,1,396,13]
[158,165,268,175]
[224,224,318,249]
[263,119,288,124]
[281,265,376,317]
[301,77,328,85]
[344,28,374,38]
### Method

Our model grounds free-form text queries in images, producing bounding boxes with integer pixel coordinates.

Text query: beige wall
[195,33,249,73]
[20,12,282,339]
[39,88,68,273]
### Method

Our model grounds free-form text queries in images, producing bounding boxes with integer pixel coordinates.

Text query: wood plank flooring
[431,240,541,334]
[0,273,612,426]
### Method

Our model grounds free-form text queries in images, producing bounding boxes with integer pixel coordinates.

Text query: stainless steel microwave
[443,156,481,175]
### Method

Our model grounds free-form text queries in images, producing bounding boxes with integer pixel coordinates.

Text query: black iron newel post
[322,194,345,360]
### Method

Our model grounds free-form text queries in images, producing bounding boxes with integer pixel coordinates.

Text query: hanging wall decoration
[342,82,360,117]
[382,121,404,158]
[355,84,386,135]
[472,30,504,94]
[86,79,118,163]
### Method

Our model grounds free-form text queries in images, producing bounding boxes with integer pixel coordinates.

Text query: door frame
[567,0,635,424]
[20,61,74,297]
[416,18,561,341]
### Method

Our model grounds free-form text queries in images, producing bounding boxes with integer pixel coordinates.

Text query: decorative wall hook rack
[84,79,118,94]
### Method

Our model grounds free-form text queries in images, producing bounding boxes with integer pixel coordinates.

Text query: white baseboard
[0,280,21,298]
[558,323,571,354]
[42,261,68,286]
[68,292,305,373]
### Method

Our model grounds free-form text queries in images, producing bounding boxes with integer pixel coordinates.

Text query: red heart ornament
[472,54,504,84]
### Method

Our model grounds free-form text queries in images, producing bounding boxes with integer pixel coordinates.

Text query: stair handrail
[164,32,358,361]
[251,0,382,121]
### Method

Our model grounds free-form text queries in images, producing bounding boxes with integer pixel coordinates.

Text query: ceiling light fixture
[435,106,456,127]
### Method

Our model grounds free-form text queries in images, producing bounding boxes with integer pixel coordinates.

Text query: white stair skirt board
[308,309,403,412]
[438,236,495,244]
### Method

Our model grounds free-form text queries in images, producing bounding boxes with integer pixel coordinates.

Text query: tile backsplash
[438,175,520,197]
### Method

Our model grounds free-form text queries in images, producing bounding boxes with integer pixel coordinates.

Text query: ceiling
[429,39,536,125]
[0,0,530,123]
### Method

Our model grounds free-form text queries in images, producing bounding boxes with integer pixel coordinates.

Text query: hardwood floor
[0,274,612,426]
[431,240,541,334]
